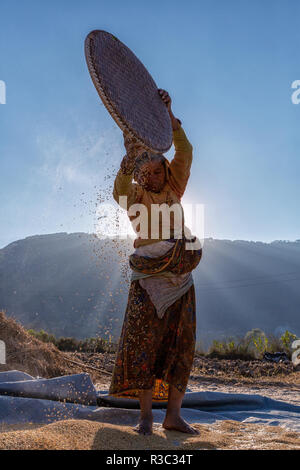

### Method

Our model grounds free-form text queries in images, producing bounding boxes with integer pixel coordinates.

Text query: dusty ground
[1,311,299,450]
[70,351,300,407]
[0,352,299,450]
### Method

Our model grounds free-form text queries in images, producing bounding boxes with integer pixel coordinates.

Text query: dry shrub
[0,309,97,379]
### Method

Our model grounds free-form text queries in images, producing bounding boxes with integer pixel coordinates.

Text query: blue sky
[0,0,300,249]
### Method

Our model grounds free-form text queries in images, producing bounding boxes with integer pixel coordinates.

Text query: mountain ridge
[1,232,299,347]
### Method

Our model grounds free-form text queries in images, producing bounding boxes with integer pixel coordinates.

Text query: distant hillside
[0,232,299,347]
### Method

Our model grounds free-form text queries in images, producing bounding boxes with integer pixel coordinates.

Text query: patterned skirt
[108,279,196,401]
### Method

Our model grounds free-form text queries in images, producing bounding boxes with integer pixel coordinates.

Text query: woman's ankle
[165,408,181,418]
[140,411,153,421]
[139,388,153,419]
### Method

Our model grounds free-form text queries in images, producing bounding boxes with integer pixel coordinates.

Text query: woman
[108,89,202,435]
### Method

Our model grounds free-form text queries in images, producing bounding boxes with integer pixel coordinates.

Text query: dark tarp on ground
[0,371,299,431]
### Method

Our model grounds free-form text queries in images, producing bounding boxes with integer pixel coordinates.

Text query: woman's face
[137,160,166,192]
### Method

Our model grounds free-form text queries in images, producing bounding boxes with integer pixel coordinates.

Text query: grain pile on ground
[0,419,299,450]
[0,310,105,382]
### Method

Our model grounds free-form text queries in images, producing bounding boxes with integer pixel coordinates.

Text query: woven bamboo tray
[85,30,173,154]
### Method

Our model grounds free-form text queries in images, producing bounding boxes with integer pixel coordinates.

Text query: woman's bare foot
[133,414,153,435]
[163,414,200,435]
